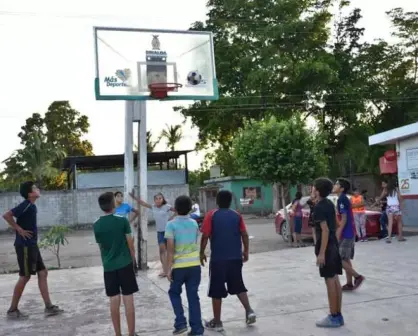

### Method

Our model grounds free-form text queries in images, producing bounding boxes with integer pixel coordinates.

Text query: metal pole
[138,100,148,270]
[124,101,137,266]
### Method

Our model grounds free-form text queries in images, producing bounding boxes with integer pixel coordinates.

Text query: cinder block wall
[0,185,189,231]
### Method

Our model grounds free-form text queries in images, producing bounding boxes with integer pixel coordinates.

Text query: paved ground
[1,235,418,335]
[0,218,295,273]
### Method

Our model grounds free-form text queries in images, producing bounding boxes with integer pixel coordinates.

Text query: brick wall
[0,185,189,231]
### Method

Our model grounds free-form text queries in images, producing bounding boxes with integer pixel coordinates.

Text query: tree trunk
[56,244,61,268]
[272,183,280,213]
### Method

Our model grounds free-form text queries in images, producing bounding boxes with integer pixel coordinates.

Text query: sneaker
[173,327,188,335]
[204,319,224,332]
[342,283,354,291]
[386,237,392,244]
[44,305,64,317]
[316,314,343,328]
[246,309,257,325]
[337,314,345,326]
[354,275,365,290]
[7,309,29,320]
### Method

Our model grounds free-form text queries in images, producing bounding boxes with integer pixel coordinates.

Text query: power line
[0,97,416,119]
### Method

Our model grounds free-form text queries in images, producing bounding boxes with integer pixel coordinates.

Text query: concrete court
[1,237,418,336]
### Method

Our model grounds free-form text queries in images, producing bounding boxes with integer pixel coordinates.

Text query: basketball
[187,71,202,85]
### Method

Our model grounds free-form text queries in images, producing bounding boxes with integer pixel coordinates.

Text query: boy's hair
[336,177,351,193]
[352,187,358,192]
[20,181,35,199]
[98,192,115,212]
[294,191,303,200]
[314,178,334,198]
[174,195,192,215]
[216,190,232,209]
[114,191,123,197]
[154,192,167,205]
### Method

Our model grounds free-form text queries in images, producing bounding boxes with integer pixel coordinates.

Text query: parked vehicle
[274,194,398,242]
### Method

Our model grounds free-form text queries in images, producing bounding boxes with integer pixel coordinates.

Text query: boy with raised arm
[200,190,256,332]
[94,192,139,336]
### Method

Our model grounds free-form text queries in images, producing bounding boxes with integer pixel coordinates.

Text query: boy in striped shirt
[165,195,204,336]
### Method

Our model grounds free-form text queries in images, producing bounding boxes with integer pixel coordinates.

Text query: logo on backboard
[104,69,131,87]
[152,35,161,50]
[147,34,167,57]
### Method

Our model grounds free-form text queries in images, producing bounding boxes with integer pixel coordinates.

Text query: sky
[0,0,417,171]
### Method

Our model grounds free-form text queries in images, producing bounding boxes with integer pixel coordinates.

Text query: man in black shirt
[313,178,344,328]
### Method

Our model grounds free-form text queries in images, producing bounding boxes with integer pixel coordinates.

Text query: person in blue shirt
[114,191,139,224]
[334,178,365,292]
[2,181,63,319]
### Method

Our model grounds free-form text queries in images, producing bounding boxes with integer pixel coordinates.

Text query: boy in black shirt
[313,178,344,328]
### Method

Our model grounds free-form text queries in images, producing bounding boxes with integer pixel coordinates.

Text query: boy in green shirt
[94,192,138,336]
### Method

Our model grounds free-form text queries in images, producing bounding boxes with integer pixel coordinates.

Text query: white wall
[77,170,186,189]
[397,136,418,226]
[0,185,189,231]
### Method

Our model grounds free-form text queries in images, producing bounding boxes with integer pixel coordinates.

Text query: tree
[1,101,93,190]
[3,131,66,188]
[175,0,336,173]
[233,116,327,212]
[160,124,183,151]
[188,168,210,198]
[19,101,93,157]
[147,131,161,152]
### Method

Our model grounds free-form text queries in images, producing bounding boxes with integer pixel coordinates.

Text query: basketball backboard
[93,27,218,101]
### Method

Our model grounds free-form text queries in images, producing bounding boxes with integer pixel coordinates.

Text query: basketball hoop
[148,83,182,99]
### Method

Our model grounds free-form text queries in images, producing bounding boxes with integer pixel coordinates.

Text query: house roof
[62,150,193,170]
[369,122,418,146]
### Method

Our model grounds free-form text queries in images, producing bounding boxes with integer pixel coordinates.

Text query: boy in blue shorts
[166,195,204,336]
[200,190,256,332]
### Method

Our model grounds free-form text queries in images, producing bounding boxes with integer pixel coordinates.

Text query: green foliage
[146,131,161,152]
[160,124,183,151]
[233,117,327,185]
[1,101,93,190]
[176,0,336,170]
[38,225,71,269]
[2,131,66,188]
[177,1,418,177]
[188,168,211,198]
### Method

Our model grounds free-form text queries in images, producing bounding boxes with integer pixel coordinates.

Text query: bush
[38,225,71,269]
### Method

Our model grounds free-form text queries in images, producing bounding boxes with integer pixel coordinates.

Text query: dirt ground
[0,218,293,273]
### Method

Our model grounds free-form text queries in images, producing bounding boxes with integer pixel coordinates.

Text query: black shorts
[104,263,138,297]
[15,245,46,277]
[315,240,343,279]
[208,260,247,299]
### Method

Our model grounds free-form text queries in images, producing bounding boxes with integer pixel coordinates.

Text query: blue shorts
[157,231,166,245]
[208,260,247,299]
[294,217,303,234]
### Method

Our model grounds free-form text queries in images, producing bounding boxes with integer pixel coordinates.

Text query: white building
[369,122,418,227]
